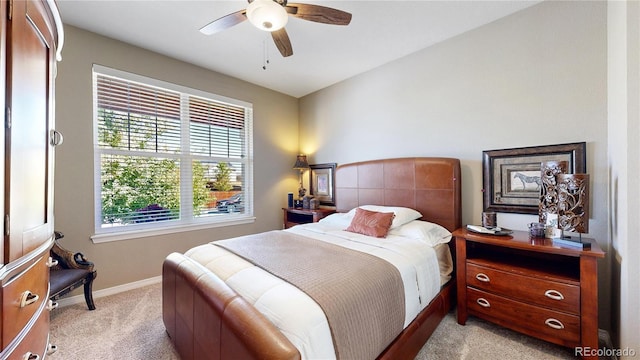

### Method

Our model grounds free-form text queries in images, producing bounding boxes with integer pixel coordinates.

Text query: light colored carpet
[50,283,578,359]
[50,283,179,360]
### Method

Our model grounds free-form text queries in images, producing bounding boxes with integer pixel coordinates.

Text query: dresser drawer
[5,306,50,360]
[466,261,579,314]
[2,255,49,348]
[467,287,580,346]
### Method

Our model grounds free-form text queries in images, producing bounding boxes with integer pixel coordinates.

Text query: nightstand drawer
[467,287,580,346]
[282,208,335,229]
[466,262,579,314]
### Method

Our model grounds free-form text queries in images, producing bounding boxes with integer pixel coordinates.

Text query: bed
[162,157,461,360]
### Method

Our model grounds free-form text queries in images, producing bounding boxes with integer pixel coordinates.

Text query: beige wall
[54,26,299,290]
[607,0,640,354]
[299,1,612,330]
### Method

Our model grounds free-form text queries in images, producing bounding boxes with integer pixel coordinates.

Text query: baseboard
[599,329,618,360]
[56,276,162,308]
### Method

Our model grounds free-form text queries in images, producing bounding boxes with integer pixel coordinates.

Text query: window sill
[91,216,256,243]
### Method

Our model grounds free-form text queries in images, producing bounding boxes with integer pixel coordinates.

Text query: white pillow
[317,212,353,229]
[347,205,422,229]
[388,220,452,247]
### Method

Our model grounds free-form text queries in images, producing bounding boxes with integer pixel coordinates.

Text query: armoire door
[5,0,57,262]
[1,0,7,264]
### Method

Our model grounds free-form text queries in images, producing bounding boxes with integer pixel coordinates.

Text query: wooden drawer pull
[20,291,40,308]
[475,273,490,282]
[476,298,491,308]
[544,289,565,300]
[22,353,39,360]
[544,318,565,330]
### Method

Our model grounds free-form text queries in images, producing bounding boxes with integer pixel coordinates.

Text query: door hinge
[8,0,12,20]
[5,106,10,129]
[4,214,9,236]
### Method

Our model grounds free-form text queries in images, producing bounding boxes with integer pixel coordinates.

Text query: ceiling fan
[199,0,352,57]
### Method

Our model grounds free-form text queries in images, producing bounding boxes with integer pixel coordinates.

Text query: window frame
[91,65,254,243]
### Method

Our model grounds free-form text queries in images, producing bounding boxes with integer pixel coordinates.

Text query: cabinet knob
[476,297,491,308]
[544,318,565,330]
[47,343,58,355]
[20,291,40,308]
[46,256,59,268]
[47,300,59,311]
[22,353,39,360]
[475,273,490,282]
[544,289,565,301]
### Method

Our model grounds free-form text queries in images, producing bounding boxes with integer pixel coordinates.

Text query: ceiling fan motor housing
[247,0,289,31]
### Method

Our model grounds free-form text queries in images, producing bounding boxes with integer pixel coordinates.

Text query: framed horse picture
[482,142,586,214]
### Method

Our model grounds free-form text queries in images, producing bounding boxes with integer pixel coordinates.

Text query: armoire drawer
[2,255,49,348]
[466,261,580,314]
[5,306,50,360]
[467,287,580,346]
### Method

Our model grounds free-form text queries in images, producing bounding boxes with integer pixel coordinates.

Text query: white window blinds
[93,66,253,237]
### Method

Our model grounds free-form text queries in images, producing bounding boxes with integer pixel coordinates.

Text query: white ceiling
[56,0,540,98]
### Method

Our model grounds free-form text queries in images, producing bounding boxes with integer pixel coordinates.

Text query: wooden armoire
[1,0,63,358]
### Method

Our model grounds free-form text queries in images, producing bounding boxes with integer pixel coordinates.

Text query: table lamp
[293,154,310,199]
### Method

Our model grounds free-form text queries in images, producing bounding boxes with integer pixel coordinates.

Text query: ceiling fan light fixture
[246,0,288,32]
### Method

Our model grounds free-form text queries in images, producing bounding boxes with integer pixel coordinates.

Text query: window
[92,65,253,241]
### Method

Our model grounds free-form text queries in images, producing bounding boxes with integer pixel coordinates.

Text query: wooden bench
[49,231,97,310]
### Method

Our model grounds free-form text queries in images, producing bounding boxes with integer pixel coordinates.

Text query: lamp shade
[246,0,288,32]
[293,154,310,170]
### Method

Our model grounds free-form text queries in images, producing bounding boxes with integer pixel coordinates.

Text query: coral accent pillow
[346,208,395,238]
[347,205,422,229]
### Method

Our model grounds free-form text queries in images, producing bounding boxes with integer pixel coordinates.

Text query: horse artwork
[511,172,542,191]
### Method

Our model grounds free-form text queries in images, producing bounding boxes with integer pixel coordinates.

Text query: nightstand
[282,207,335,229]
[453,228,605,359]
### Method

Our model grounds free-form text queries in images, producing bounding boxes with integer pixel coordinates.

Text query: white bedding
[185,220,445,360]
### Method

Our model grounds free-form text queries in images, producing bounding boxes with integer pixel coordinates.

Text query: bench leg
[84,274,96,310]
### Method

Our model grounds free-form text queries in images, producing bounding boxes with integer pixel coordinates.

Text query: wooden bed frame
[163,157,461,360]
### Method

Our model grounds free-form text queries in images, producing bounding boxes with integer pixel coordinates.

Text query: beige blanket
[216,230,405,360]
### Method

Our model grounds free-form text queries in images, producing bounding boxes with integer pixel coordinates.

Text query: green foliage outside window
[212,162,233,191]
[192,161,210,215]
[99,109,210,224]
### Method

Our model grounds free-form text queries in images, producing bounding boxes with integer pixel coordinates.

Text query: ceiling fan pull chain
[263,38,270,70]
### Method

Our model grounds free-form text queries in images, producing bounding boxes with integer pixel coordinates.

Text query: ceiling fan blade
[285,3,352,26]
[271,28,293,57]
[199,10,247,35]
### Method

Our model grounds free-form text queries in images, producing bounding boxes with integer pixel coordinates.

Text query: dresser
[453,228,605,359]
[1,0,63,358]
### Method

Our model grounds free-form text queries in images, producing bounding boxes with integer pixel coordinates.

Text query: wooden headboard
[335,157,462,232]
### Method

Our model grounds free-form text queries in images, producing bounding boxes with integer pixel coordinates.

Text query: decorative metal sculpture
[539,161,568,224]
[556,173,590,235]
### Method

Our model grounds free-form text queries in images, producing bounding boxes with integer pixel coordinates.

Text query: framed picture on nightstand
[309,163,336,206]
